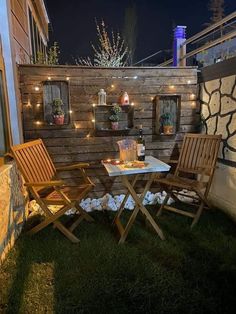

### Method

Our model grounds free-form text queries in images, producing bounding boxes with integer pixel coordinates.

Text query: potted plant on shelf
[160,112,174,134]
[52,98,65,125]
[109,104,121,130]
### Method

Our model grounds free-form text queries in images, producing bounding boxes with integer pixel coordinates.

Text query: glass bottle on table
[136,125,145,161]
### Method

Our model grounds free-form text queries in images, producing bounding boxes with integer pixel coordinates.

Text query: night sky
[45,0,236,64]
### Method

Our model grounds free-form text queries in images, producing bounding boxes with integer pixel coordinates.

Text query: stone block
[205,79,220,94]
[221,75,235,95]
[0,162,28,264]
[221,95,236,115]
[209,91,220,115]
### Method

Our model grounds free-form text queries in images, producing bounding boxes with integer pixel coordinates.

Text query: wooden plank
[21,75,198,86]
[10,0,28,33]
[11,14,30,53]
[19,65,198,77]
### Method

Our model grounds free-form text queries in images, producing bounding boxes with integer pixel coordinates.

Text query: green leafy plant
[47,42,60,65]
[32,42,60,65]
[160,112,173,126]
[109,104,122,122]
[52,98,64,116]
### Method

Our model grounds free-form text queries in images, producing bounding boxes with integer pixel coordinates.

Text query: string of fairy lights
[27,75,196,136]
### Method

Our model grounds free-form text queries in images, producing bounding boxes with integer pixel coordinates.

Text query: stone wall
[0,162,28,264]
[199,58,236,221]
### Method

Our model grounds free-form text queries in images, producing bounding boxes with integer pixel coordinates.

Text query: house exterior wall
[0,0,49,145]
[0,0,48,263]
[199,57,236,221]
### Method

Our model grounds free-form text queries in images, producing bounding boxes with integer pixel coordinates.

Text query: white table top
[102,156,170,177]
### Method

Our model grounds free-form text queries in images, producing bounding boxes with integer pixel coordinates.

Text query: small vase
[163,125,173,134]
[111,122,119,130]
[54,115,65,125]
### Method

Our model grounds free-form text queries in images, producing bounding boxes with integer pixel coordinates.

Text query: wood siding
[10,0,30,63]
[10,0,49,64]
[19,65,199,197]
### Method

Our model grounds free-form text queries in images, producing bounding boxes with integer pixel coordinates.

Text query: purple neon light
[174,26,186,39]
[173,26,187,66]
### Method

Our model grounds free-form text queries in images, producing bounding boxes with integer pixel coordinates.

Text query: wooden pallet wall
[19,65,198,197]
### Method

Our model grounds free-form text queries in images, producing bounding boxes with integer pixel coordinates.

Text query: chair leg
[68,215,85,232]
[191,201,204,228]
[53,221,80,243]
[156,193,169,217]
[75,203,94,222]
[28,205,71,235]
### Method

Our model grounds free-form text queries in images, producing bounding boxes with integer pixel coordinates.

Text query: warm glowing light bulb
[69,110,73,113]
[36,103,41,108]
[66,76,70,81]
[131,102,134,106]
[92,103,96,107]
[47,76,51,80]
[92,119,95,123]
[111,84,114,88]
[36,121,41,125]
[169,85,175,89]
[190,93,195,99]
[86,133,90,138]
[187,80,191,84]
[107,158,111,162]
[34,86,39,91]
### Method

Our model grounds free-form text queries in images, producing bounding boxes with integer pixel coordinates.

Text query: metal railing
[158,11,236,67]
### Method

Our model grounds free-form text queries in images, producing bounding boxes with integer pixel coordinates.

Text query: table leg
[113,174,139,224]
[118,206,140,244]
[121,175,165,241]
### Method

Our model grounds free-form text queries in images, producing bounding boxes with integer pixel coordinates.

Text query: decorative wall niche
[155,95,181,135]
[43,81,70,125]
[94,104,134,136]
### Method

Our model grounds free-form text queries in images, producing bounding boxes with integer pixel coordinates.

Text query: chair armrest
[160,158,179,165]
[25,180,64,187]
[168,160,179,164]
[56,163,90,171]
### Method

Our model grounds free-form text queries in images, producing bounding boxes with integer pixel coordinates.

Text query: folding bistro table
[102,156,170,243]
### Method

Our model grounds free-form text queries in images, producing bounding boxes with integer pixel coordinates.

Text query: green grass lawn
[0,207,236,314]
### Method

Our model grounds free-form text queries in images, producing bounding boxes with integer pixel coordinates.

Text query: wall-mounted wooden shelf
[93,104,134,136]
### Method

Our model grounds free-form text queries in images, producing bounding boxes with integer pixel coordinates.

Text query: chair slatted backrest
[11,139,56,183]
[176,133,222,176]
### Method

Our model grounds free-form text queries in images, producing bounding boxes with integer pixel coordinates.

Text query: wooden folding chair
[156,133,222,227]
[11,139,95,243]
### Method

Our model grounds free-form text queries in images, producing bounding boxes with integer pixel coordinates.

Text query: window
[28,8,47,63]
[0,54,11,165]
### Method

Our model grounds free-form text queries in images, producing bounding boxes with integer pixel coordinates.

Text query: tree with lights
[76,20,129,67]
